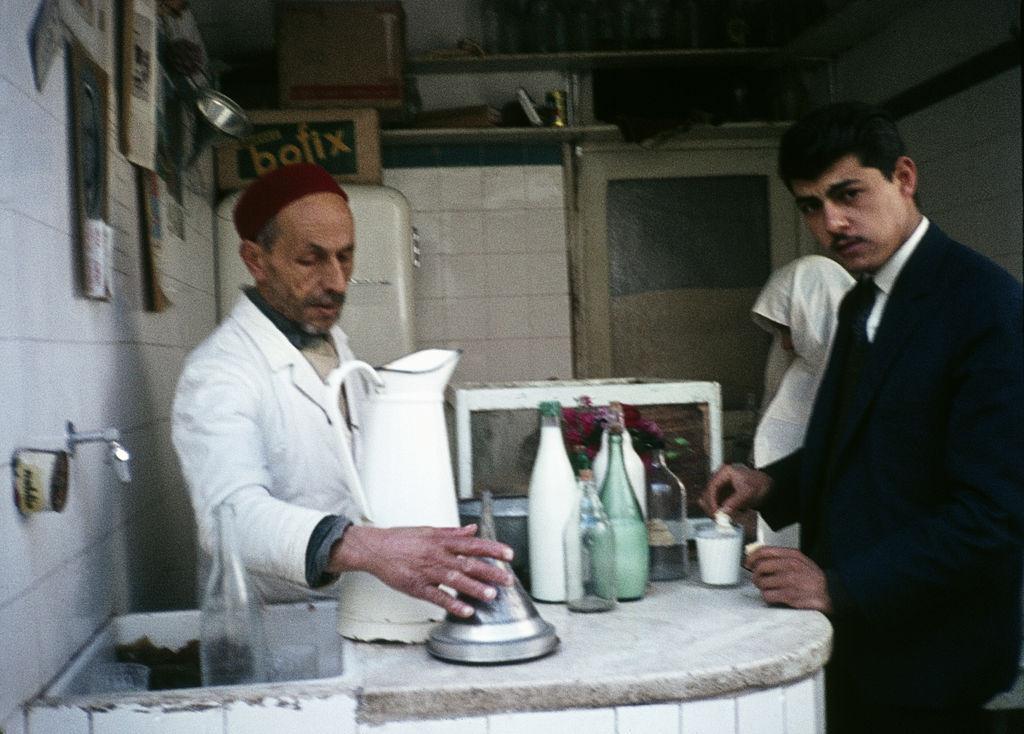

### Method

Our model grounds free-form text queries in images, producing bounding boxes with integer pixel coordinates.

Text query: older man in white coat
[173,163,512,617]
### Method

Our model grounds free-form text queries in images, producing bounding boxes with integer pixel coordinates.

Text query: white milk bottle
[527,400,577,602]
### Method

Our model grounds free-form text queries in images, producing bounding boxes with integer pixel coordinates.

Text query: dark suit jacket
[760,223,1024,707]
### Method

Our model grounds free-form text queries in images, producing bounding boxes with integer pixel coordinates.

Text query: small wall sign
[216,108,381,191]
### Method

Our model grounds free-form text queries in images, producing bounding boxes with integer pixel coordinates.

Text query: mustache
[831,236,863,249]
[305,292,346,308]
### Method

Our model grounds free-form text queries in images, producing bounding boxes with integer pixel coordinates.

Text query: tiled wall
[382,144,574,384]
[0,0,216,730]
[26,673,822,734]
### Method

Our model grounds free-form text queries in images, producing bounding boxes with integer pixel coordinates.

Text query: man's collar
[244,287,328,350]
[872,216,929,295]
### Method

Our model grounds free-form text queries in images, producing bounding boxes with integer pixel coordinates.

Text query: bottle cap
[538,400,562,417]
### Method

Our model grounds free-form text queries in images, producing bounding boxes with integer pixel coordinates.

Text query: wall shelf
[408,47,794,74]
[381,124,622,146]
[379,122,797,147]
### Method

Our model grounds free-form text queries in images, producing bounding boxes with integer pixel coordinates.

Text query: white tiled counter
[27,580,830,734]
[356,577,831,734]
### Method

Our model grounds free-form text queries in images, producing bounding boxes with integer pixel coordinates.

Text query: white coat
[172,295,374,601]
[750,255,854,467]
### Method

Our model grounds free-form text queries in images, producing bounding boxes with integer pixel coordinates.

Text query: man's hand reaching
[329,524,515,618]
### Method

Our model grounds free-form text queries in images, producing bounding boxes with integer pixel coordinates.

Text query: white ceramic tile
[489,295,533,339]
[437,168,484,212]
[783,676,818,734]
[616,702,680,733]
[482,166,528,210]
[483,209,528,254]
[527,295,572,338]
[680,697,735,734]
[441,211,486,254]
[524,166,565,207]
[91,705,224,734]
[0,211,15,327]
[31,536,117,685]
[386,168,444,212]
[489,252,569,297]
[447,254,492,298]
[361,716,487,734]
[527,338,574,381]
[446,298,493,340]
[479,338,541,382]
[411,211,446,254]
[0,478,33,608]
[0,339,27,479]
[4,212,83,342]
[0,592,44,721]
[2,706,28,734]
[489,707,616,734]
[449,340,492,384]
[0,78,70,232]
[415,208,488,256]
[413,299,448,342]
[225,693,357,734]
[25,704,89,734]
[736,688,784,734]
[485,207,568,254]
[413,253,452,300]
[517,208,567,254]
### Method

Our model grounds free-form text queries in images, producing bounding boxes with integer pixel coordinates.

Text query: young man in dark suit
[702,102,1024,733]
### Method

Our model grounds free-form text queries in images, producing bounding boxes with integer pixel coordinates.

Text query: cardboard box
[277,1,405,109]
[216,108,381,191]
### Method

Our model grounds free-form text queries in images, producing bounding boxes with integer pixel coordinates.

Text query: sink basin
[28,600,359,733]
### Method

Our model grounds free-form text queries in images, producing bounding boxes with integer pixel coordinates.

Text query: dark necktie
[815,277,877,563]
[835,277,877,425]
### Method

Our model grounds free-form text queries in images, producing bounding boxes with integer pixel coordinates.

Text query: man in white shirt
[173,163,512,618]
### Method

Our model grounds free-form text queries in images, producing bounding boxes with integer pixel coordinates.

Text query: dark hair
[778,102,907,189]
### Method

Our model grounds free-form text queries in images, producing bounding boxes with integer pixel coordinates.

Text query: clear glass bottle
[527,400,578,602]
[645,445,690,580]
[599,419,649,600]
[200,503,269,686]
[564,469,617,612]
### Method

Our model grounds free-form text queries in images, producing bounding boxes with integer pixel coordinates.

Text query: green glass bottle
[598,421,649,600]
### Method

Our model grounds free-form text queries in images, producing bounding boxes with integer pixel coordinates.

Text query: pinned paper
[84,217,113,299]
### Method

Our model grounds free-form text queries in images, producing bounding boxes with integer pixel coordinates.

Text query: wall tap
[66,421,132,484]
[109,441,132,483]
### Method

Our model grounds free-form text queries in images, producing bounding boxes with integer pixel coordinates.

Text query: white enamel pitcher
[327,348,462,642]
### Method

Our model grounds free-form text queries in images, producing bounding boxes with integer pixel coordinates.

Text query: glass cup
[695,524,743,586]
[86,661,151,693]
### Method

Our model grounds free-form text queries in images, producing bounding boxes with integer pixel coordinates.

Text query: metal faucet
[66,421,132,483]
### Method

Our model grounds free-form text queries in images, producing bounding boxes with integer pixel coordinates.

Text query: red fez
[233,163,349,241]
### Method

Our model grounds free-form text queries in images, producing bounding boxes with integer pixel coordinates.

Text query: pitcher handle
[330,359,385,390]
[325,360,383,524]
